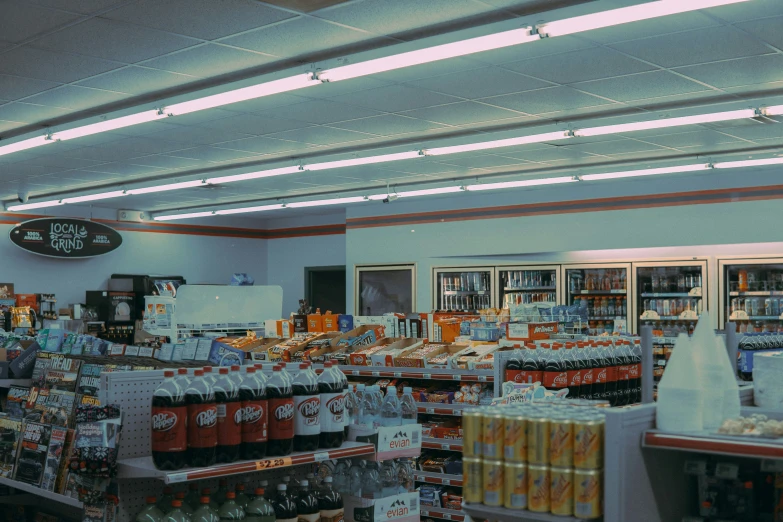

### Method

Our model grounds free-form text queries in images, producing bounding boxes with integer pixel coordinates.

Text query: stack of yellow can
[462,404,604,520]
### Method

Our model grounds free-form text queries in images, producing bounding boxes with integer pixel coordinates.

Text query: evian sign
[10,218,122,258]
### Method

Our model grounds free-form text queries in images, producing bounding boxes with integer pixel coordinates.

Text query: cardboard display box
[369,338,424,367]
[208,337,280,366]
[506,321,558,341]
[394,343,468,369]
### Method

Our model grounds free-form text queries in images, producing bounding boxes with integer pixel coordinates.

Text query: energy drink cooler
[496,265,559,311]
[633,260,707,335]
[433,267,494,311]
[719,258,783,332]
[562,263,631,334]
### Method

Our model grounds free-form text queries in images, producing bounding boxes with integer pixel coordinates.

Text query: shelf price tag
[715,462,739,480]
[441,443,450,450]
[168,473,187,484]
[478,375,487,382]
[426,408,435,414]
[423,373,432,380]
[313,452,330,463]
[443,513,452,520]
[256,457,292,470]
[683,460,707,475]
[352,370,360,376]
[372,371,380,377]
[394,372,402,378]
[442,479,451,485]
[453,375,462,381]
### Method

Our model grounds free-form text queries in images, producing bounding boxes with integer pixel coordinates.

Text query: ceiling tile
[407,66,550,99]
[266,126,375,146]
[35,18,199,63]
[581,11,720,45]
[636,130,746,149]
[0,2,81,43]
[303,77,388,100]
[146,124,253,147]
[330,84,460,112]
[562,138,666,156]
[736,16,783,51]
[503,145,600,163]
[676,55,783,89]
[0,46,122,82]
[23,85,128,110]
[0,101,71,123]
[0,74,61,100]
[329,114,449,136]
[400,101,527,126]
[482,86,614,115]
[609,26,773,68]
[472,36,591,66]
[706,0,783,23]
[92,136,191,157]
[221,17,370,58]
[368,57,485,84]
[0,119,25,133]
[199,113,311,136]
[505,47,656,84]
[211,136,318,155]
[258,99,383,125]
[125,154,208,170]
[83,162,170,176]
[438,154,534,169]
[141,44,277,77]
[719,122,783,142]
[106,0,295,40]
[24,0,128,14]
[572,71,712,103]
[75,66,198,95]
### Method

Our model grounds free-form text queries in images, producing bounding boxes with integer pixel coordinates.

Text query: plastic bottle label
[217,401,243,445]
[582,368,594,386]
[542,371,568,389]
[319,508,345,522]
[629,364,641,380]
[605,365,618,384]
[506,370,542,384]
[618,365,631,382]
[294,395,321,435]
[269,397,294,439]
[241,399,268,443]
[320,392,345,431]
[151,405,187,452]
[187,403,217,448]
[567,370,581,388]
[594,368,606,384]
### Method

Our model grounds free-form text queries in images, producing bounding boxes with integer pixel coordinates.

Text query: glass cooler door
[433,267,494,311]
[719,258,783,332]
[563,263,631,334]
[497,265,559,310]
[634,260,707,336]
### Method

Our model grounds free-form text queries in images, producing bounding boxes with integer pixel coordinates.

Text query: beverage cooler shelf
[117,442,376,483]
[443,290,487,296]
[640,292,698,298]
[730,291,783,296]
[420,507,466,521]
[0,477,83,509]
[574,290,627,295]
[416,402,468,416]
[0,379,31,388]
[642,430,783,460]
[462,503,581,522]
[343,367,493,382]
[414,471,463,486]
[422,438,463,452]
[642,316,699,321]
[504,286,556,292]
[586,316,624,321]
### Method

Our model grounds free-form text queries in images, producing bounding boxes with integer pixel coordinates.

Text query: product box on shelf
[307,310,324,332]
[322,312,339,332]
[370,338,424,367]
[8,340,41,379]
[344,491,420,522]
[394,343,466,368]
[338,314,354,332]
[433,318,461,343]
[752,351,783,408]
[209,336,278,365]
[453,342,499,370]
[267,333,325,362]
[347,423,422,460]
[506,321,558,341]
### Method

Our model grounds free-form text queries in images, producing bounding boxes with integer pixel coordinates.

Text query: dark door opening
[305,266,346,314]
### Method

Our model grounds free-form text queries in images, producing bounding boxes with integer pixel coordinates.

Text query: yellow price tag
[256,457,292,470]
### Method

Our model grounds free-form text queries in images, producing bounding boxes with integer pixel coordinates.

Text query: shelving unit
[416,403,467,416]
[0,379,31,388]
[414,471,462,486]
[643,430,783,460]
[422,438,463,452]
[462,504,581,522]
[420,507,466,521]
[340,365,492,382]
[0,477,82,509]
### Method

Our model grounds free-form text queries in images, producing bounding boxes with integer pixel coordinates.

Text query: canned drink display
[462,410,483,457]
[462,456,483,504]
[573,415,604,469]
[483,459,504,507]
[527,414,550,465]
[503,461,528,509]
[550,467,575,516]
[549,415,574,467]
[574,468,603,519]
[503,413,527,462]
[482,411,505,459]
[527,464,551,513]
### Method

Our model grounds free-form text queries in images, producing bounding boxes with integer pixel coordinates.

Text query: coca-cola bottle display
[136,496,164,522]
[185,483,201,511]
[293,363,321,452]
[631,340,643,403]
[295,480,319,522]
[175,492,194,516]
[317,477,344,522]
[186,369,217,467]
[564,344,581,399]
[193,496,219,522]
[214,367,242,463]
[267,365,294,456]
[166,500,190,522]
[503,350,523,383]
[272,484,297,522]
[158,487,174,512]
[151,370,187,470]
[202,488,220,511]
[617,341,633,406]
[542,347,569,396]
[318,361,345,449]
[239,367,268,460]
[580,342,597,400]
[218,492,245,521]
[604,343,620,406]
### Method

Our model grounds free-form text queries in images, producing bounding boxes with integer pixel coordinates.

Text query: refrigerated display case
[563,263,631,334]
[433,267,493,311]
[633,260,707,335]
[496,265,559,310]
[719,258,783,332]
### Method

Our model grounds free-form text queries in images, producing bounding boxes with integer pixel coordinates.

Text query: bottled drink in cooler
[267,366,294,456]
[185,483,201,511]
[293,363,321,452]
[319,361,345,448]
[158,488,174,512]
[295,480,320,522]
[245,488,275,522]
[175,492,193,516]
[380,385,401,427]
[400,387,417,424]
[214,368,242,463]
[151,371,187,470]
[239,367,268,460]
[185,369,217,467]
[215,479,229,505]
[193,496,219,522]
[272,485,297,522]
[201,489,220,511]
[235,484,250,509]
[136,497,164,522]
[218,492,245,521]
[165,500,190,522]
[317,477,344,522]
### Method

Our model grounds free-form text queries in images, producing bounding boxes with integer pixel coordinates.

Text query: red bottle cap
[300,363,308,370]
[202,488,211,495]
[175,492,186,499]
[273,365,281,371]
[231,365,240,372]
[219,367,229,374]
[172,500,182,508]
[146,497,156,504]
[178,369,188,375]
[246,368,256,374]
[164,370,175,378]
[194,370,203,377]
[203,367,213,373]
[236,484,245,491]
[201,497,210,504]
[226,492,236,499]
[255,488,264,496]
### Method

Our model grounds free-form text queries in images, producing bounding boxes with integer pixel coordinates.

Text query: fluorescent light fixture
[466,176,577,191]
[580,164,709,181]
[714,158,783,169]
[126,180,206,195]
[154,211,217,221]
[56,110,167,140]
[206,166,302,185]
[307,151,422,171]
[287,196,367,208]
[319,28,539,82]
[577,109,757,137]
[166,74,320,116]
[0,136,54,157]
[763,105,783,116]
[216,204,285,215]
[7,199,64,211]
[61,191,127,204]
[426,131,571,156]
[537,0,751,37]
[395,186,464,198]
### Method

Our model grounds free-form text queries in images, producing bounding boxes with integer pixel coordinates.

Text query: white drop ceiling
[1,0,783,218]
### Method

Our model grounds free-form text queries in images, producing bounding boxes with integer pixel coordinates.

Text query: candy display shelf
[420,507,466,521]
[413,471,462,486]
[422,437,463,452]
[462,504,581,522]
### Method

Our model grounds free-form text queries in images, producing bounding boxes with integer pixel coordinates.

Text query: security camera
[17,191,28,203]
[382,194,398,204]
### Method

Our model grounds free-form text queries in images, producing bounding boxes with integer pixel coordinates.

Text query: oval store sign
[10,218,122,258]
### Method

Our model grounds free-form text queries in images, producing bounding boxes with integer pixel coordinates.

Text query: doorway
[305,266,346,314]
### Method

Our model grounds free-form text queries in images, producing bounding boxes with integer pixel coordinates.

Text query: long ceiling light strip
[576,109,758,137]
[465,176,577,191]
[0,136,54,157]
[580,164,710,181]
[56,111,168,140]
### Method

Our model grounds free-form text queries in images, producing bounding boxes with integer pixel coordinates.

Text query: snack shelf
[0,477,83,509]
[117,442,376,483]
[422,437,463,452]
[414,471,463,486]
[420,507,466,521]
[574,289,627,295]
[341,366,493,382]
[642,430,783,460]
[503,286,556,291]
[417,403,470,416]
[0,379,31,388]
[462,503,581,522]
[729,291,783,296]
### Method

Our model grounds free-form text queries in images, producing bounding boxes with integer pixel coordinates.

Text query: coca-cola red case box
[506,322,558,341]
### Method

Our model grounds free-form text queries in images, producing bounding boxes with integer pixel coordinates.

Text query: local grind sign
[10,218,122,258]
